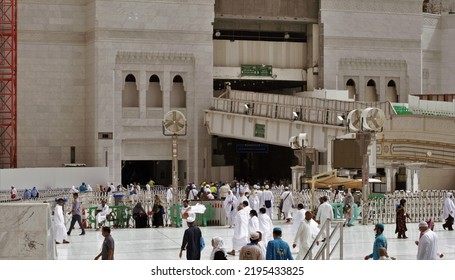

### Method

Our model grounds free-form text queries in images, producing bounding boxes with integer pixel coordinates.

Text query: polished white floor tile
[56,219,455,260]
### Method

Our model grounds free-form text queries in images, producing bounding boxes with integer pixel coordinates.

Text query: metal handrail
[303,219,344,260]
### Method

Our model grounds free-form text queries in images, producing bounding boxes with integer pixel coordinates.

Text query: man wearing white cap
[417,221,438,260]
[239,231,265,260]
[179,216,203,260]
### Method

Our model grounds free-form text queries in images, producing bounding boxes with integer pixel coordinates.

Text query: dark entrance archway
[121,160,172,186]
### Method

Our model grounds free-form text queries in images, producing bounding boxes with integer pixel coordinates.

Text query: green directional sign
[254,124,265,138]
[241,64,273,77]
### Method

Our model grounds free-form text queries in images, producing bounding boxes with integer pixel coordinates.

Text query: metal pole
[358,132,371,225]
[172,135,178,190]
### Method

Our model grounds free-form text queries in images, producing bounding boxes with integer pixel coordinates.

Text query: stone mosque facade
[17,0,455,185]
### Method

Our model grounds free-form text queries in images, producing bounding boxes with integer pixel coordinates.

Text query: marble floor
[56,218,455,260]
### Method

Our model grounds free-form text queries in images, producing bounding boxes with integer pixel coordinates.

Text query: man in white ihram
[54,198,69,244]
[291,203,306,237]
[96,199,110,230]
[280,186,294,222]
[293,211,320,260]
[315,196,333,238]
[261,185,274,219]
[417,221,438,260]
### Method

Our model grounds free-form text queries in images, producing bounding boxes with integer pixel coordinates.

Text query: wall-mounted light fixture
[337,113,346,126]
[292,111,300,121]
[244,103,251,114]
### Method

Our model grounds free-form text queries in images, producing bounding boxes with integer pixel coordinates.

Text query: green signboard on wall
[254,124,265,138]
[241,64,273,77]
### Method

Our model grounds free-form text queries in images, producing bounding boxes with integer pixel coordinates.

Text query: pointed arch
[365,79,378,102]
[170,74,186,108]
[147,74,163,107]
[346,79,357,100]
[122,74,139,107]
[386,80,398,102]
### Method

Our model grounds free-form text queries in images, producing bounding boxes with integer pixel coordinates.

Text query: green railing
[168,203,214,227]
[86,205,132,229]
[393,105,413,115]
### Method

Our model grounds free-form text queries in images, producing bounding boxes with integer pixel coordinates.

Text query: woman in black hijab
[132,202,148,228]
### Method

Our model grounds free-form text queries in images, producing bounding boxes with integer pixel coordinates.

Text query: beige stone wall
[18,0,88,167]
[18,0,215,185]
[420,168,455,190]
[321,0,423,100]
[91,0,214,184]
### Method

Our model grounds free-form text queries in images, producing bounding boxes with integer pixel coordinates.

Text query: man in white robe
[227,204,249,256]
[249,190,261,212]
[96,199,110,229]
[180,199,196,230]
[188,186,199,200]
[223,190,237,227]
[248,210,260,234]
[261,185,274,219]
[258,207,274,244]
[292,211,320,260]
[235,187,248,208]
[280,187,294,222]
[315,196,334,235]
[291,203,306,237]
[219,182,230,200]
[417,221,438,260]
[54,198,69,244]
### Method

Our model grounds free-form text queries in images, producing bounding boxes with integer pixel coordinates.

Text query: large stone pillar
[291,165,306,192]
[384,162,399,193]
[405,162,426,192]
[139,70,147,119]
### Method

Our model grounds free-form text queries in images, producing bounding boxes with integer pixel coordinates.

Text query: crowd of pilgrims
[178,180,329,260]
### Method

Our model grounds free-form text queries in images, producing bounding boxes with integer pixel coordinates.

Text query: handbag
[200,236,205,251]
[264,200,272,208]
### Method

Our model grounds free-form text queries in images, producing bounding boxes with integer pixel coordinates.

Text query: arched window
[147,74,163,107]
[170,75,186,108]
[122,74,139,107]
[386,80,398,102]
[365,79,378,102]
[346,79,357,100]
[125,74,136,82]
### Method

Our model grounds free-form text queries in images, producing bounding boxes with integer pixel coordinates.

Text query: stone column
[405,164,413,191]
[162,70,171,114]
[405,162,426,192]
[139,71,147,119]
[384,162,399,193]
[358,76,365,101]
[291,166,306,192]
